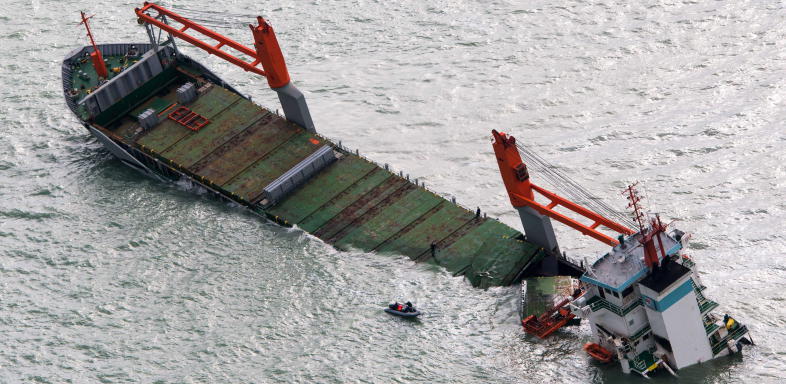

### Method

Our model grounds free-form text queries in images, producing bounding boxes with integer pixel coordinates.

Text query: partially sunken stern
[573,228,750,377]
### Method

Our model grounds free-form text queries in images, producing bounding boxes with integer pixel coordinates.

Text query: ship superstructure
[572,190,752,376]
[491,131,752,376]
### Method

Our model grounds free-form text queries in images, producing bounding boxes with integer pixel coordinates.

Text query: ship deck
[69,51,546,288]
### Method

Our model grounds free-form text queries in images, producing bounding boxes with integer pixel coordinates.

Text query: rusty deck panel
[90,58,543,288]
[190,116,297,185]
[334,189,444,251]
[160,104,268,167]
[266,156,378,223]
[136,87,241,153]
[374,202,475,258]
[296,169,392,233]
[222,132,323,202]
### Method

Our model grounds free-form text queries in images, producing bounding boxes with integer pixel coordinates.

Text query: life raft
[583,342,614,363]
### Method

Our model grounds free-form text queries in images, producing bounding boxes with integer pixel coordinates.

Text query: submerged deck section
[72,51,545,288]
[521,276,576,318]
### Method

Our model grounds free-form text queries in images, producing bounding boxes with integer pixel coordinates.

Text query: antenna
[79,11,108,78]
[624,183,646,233]
[625,183,670,270]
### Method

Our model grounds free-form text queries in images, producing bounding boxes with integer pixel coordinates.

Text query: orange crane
[491,129,635,247]
[492,130,636,337]
[134,2,288,88]
[491,130,638,338]
[134,2,315,132]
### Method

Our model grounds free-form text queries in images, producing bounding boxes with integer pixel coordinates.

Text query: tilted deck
[66,48,546,288]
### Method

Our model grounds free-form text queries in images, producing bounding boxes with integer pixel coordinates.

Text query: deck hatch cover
[259,145,336,205]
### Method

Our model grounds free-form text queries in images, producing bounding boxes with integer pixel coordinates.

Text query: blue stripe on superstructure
[666,242,682,256]
[641,279,693,312]
[580,275,615,292]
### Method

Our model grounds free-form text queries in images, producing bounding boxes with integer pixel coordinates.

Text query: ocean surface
[1,0,784,382]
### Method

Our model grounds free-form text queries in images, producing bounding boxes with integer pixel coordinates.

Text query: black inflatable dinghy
[385,302,421,317]
[384,307,421,317]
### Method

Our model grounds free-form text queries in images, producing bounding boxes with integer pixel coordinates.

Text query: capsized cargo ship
[490,130,753,376]
[63,4,751,377]
[63,4,583,289]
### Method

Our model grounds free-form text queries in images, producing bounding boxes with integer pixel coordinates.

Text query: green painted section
[191,115,298,185]
[221,132,323,201]
[629,349,659,374]
[587,295,643,316]
[471,237,540,288]
[314,178,412,242]
[296,170,392,233]
[188,87,243,117]
[76,57,547,288]
[70,54,141,101]
[375,203,474,258]
[94,66,179,126]
[267,156,377,223]
[161,103,268,167]
[522,276,574,317]
[135,118,188,154]
[112,96,179,142]
[333,188,444,251]
[431,220,505,279]
[136,87,240,153]
[711,325,748,355]
[130,97,174,117]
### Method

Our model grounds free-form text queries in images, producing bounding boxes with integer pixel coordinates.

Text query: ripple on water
[1,0,784,382]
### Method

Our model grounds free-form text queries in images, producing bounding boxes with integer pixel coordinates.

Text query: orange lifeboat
[583,342,614,363]
[521,298,576,338]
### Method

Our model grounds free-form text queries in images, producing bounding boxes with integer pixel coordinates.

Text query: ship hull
[62,42,554,288]
[65,44,267,210]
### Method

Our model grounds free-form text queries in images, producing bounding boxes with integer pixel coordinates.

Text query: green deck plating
[70,53,547,288]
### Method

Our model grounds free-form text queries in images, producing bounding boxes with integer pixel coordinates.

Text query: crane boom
[134,2,315,132]
[491,130,634,247]
[134,2,285,85]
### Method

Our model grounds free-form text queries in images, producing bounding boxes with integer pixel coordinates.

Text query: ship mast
[79,11,108,79]
[624,183,646,233]
[624,183,668,270]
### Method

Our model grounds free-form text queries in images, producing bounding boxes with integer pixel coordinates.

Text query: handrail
[711,325,749,355]
[587,295,642,317]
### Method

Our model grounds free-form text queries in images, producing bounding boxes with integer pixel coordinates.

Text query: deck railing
[630,325,652,341]
[699,299,719,314]
[711,325,749,355]
[587,295,642,317]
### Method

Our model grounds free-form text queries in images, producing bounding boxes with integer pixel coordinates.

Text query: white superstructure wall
[640,280,713,369]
